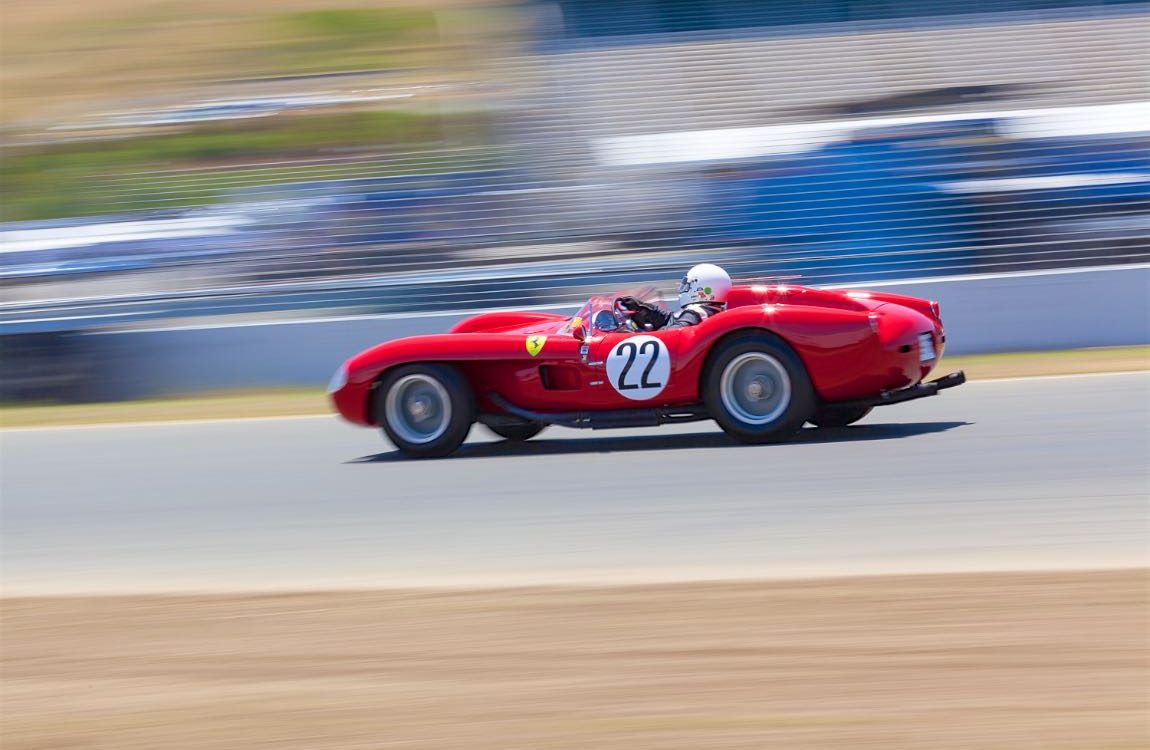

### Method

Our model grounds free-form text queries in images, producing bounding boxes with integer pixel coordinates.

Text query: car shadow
[348,420,972,463]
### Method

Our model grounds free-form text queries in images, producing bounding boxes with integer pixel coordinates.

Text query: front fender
[449,311,566,334]
[331,331,584,425]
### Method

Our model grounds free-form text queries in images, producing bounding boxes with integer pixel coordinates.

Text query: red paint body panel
[448,311,567,334]
[329,284,946,427]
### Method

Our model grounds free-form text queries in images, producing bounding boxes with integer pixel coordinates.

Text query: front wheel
[703,332,816,444]
[809,405,872,428]
[377,364,475,458]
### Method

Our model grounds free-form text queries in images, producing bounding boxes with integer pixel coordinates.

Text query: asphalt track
[3,373,1147,594]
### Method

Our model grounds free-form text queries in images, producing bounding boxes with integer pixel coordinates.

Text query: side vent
[540,365,581,391]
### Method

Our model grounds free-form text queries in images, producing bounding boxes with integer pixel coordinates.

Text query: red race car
[329,284,965,457]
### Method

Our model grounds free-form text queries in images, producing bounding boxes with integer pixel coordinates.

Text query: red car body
[331,283,954,429]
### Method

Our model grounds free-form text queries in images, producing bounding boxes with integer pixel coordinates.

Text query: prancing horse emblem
[526,335,547,357]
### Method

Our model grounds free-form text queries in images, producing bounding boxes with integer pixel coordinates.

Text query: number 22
[616,341,662,390]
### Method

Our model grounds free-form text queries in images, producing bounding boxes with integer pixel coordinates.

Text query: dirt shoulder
[0,389,329,429]
[943,345,1147,380]
[2,346,1147,428]
[3,570,1146,750]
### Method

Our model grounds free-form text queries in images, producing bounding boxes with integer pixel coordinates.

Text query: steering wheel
[619,296,666,332]
[613,298,641,331]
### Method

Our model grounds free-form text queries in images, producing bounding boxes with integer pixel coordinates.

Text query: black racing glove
[616,296,669,330]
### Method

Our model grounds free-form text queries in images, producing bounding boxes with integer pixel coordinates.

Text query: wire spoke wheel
[385,374,452,444]
[703,332,815,444]
[719,352,792,425]
[377,364,474,457]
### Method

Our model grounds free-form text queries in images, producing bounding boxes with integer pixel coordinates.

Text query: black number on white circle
[616,341,663,390]
[606,335,670,401]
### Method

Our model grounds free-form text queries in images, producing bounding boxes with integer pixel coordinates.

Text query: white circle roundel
[605,335,671,401]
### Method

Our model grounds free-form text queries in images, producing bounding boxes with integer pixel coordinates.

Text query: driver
[617,263,731,330]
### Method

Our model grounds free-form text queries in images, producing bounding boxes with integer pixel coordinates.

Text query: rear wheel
[377,364,474,458]
[486,423,545,441]
[703,332,815,444]
[809,405,872,428]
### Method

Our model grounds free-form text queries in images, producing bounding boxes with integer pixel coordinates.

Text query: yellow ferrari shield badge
[525,334,547,357]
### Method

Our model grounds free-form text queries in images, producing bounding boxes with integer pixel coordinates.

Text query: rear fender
[851,290,940,322]
[674,305,877,403]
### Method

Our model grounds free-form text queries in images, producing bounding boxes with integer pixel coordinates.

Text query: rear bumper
[833,370,966,409]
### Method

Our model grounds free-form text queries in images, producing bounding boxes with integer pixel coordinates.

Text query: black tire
[376,363,475,458]
[809,405,873,428]
[486,423,545,441]
[702,332,816,444]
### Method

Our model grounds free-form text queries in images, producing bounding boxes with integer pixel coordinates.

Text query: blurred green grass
[273,8,438,74]
[1,3,496,221]
[1,110,490,221]
[3,2,472,122]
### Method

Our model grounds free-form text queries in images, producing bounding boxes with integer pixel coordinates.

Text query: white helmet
[678,263,732,308]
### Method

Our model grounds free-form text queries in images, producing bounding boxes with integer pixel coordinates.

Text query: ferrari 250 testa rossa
[329,284,964,457]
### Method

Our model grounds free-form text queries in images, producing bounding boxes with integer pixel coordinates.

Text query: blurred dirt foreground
[3,570,1146,750]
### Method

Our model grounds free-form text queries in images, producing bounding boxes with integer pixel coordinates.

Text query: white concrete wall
[89,264,1148,399]
[843,265,1149,355]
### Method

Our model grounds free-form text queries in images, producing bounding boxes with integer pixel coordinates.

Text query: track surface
[3,373,1147,593]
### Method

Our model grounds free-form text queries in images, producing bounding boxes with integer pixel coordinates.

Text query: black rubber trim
[830,370,967,410]
[488,392,710,430]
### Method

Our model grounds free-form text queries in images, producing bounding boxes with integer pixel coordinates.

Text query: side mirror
[571,324,588,342]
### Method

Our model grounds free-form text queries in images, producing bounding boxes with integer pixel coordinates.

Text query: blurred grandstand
[2,0,1148,391]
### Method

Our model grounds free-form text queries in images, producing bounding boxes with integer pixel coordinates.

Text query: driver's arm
[616,296,669,330]
[665,308,704,328]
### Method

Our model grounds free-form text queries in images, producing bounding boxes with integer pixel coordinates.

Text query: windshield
[560,295,619,335]
[560,285,662,335]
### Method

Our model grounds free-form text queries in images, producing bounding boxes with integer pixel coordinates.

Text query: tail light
[868,312,881,333]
